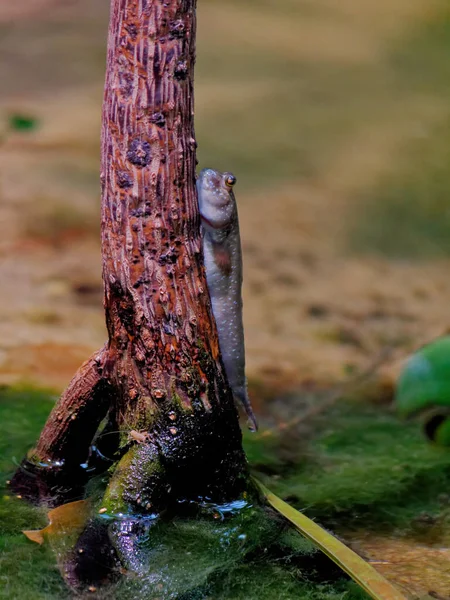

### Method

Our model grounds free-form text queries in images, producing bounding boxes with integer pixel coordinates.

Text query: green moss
[0,386,56,479]
[206,566,367,600]
[250,402,450,530]
[107,504,279,597]
[0,536,69,600]
[0,387,68,598]
[2,385,450,597]
[101,441,170,516]
[242,430,288,473]
[101,445,151,513]
[277,526,318,556]
[98,504,364,600]
[169,387,191,412]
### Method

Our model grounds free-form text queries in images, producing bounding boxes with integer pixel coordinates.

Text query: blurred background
[1,0,450,396]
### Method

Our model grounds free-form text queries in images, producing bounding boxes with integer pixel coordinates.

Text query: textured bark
[11,0,249,507]
[32,345,109,464]
[100,0,225,432]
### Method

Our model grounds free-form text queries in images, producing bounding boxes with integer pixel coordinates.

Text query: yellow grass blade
[256,479,408,600]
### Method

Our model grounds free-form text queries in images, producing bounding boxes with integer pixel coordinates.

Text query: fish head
[197,168,237,229]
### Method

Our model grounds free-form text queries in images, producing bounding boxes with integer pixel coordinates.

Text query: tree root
[10,344,115,504]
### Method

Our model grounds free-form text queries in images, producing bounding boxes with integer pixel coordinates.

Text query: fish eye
[224,174,237,187]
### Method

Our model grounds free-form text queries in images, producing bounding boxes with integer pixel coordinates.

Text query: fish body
[197,168,257,431]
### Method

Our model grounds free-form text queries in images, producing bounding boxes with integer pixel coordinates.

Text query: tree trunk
[11,0,250,510]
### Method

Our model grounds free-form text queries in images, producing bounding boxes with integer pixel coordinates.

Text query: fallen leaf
[23,499,91,545]
[256,479,408,600]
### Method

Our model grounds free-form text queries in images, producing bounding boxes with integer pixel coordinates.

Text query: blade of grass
[255,479,408,600]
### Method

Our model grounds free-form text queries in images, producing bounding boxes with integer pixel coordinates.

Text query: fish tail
[234,388,258,432]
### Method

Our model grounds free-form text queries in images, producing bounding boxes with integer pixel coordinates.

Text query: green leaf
[427,414,450,446]
[8,114,38,132]
[255,479,408,600]
[395,336,450,417]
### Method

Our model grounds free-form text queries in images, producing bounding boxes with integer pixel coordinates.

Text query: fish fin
[234,389,258,432]
[212,243,232,276]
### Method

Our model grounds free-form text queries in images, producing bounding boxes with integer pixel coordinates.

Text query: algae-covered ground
[1,386,450,599]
